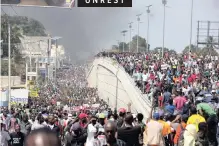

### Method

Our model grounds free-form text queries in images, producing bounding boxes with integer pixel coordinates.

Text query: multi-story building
[19,35,65,82]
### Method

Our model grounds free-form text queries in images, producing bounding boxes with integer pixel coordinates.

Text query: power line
[10,5,18,15]
[1,8,7,15]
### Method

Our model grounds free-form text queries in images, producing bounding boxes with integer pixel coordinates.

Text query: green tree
[1,59,19,76]
[182,44,199,54]
[1,14,23,62]
[130,35,147,52]
[1,15,47,76]
[118,42,128,52]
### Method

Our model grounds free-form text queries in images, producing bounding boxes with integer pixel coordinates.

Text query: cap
[119,108,126,113]
[153,113,159,120]
[98,113,105,119]
[78,113,88,119]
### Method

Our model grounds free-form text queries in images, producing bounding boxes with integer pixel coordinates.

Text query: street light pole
[116,40,120,52]
[189,0,194,59]
[51,36,62,94]
[128,22,133,52]
[55,39,58,94]
[136,14,142,53]
[146,5,152,52]
[8,23,11,110]
[121,30,127,52]
[162,0,167,58]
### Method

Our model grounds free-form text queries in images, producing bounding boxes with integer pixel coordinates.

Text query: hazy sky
[1,0,219,61]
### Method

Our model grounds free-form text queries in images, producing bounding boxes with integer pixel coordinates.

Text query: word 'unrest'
[85,0,124,4]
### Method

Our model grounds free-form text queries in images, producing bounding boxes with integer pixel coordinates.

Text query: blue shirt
[163,92,171,104]
[165,105,175,115]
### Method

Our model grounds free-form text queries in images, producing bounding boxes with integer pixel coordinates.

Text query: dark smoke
[2,6,132,62]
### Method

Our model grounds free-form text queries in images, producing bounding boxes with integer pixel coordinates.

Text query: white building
[19,35,65,81]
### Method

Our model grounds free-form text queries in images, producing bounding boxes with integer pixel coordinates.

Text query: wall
[0,76,21,88]
[87,57,152,118]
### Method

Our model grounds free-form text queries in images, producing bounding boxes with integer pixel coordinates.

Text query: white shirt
[31,121,45,131]
[0,131,11,146]
[142,74,148,82]
[86,124,97,146]
[48,124,54,130]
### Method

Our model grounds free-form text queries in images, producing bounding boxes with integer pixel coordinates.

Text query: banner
[29,90,39,97]
[1,0,76,8]
[10,89,28,105]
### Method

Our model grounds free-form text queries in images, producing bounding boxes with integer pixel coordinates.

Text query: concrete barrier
[87,57,152,118]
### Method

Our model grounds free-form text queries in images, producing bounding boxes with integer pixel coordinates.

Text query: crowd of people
[1,51,219,146]
[96,51,219,146]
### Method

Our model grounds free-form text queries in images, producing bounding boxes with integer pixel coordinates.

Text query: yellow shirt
[158,120,171,136]
[187,114,206,131]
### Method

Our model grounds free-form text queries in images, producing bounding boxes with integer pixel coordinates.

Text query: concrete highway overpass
[87,57,152,118]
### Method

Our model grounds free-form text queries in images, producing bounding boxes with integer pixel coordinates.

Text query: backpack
[178,123,185,146]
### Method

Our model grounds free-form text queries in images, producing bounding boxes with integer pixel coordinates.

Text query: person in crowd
[174,90,187,112]
[117,108,126,128]
[157,111,172,146]
[173,114,188,146]
[117,113,141,146]
[69,122,87,146]
[134,113,145,146]
[24,128,61,146]
[47,115,60,137]
[31,114,45,131]
[0,121,11,146]
[19,114,31,135]
[86,116,97,146]
[78,113,88,128]
[164,99,175,115]
[183,124,197,146]
[163,87,172,105]
[195,122,209,146]
[10,124,25,146]
[95,113,107,146]
[187,107,206,131]
[143,112,164,146]
[196,102,218,146]
[94,121,126,146]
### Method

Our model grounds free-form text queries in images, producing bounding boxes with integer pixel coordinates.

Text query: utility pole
[8,23,11,110]
[162,0,167,58]
[121,30,127,52]
[189,0,194,59]
[46,35,51,84]
[136,14,142,53]
[146,5,152,52]
[128,22,133,52]
[55,39,58,94]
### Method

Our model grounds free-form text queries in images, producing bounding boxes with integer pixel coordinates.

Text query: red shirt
[191,73,196,81]
[187,76,193,83]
